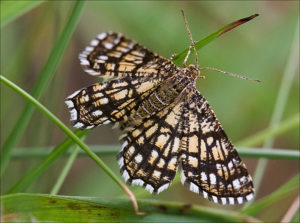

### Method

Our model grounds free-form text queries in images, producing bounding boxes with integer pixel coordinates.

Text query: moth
[65,18,255,205]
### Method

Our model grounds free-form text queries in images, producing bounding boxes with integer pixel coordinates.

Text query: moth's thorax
[183,64,199,79]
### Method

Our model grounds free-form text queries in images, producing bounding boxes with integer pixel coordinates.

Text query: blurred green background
[1,1,299,222]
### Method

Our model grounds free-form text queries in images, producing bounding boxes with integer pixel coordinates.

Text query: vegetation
[1,1,299,222]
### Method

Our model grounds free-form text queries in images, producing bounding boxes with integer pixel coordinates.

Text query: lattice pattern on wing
[79,31,178,79]
[65,76,163,129]
[66,31,255,205]
[179,89,254,205]
[118,99,186,194]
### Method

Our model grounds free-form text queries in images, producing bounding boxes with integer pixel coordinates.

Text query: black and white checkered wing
[65,76,163,129]
[118,98,186,194]
[180,89,254,205]
[79,32,178,79]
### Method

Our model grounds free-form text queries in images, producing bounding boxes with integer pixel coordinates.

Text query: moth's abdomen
[132,77,187,122]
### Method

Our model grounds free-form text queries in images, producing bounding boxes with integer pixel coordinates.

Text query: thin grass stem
[245,20,299,207]
[50,145,81,195]
[10,146,300,160]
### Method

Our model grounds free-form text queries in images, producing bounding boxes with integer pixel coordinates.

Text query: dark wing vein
[180,88,254,205]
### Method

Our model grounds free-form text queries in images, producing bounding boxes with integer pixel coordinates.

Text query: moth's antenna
[200,67,261,82]
[181,10,260,83]
[181,9,198,68]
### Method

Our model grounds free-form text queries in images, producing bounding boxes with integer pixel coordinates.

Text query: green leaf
[0,0,44,27]
[171,14,259,64]
[1,1,85,176]
[1,194,128,222]
[1,193,261,223]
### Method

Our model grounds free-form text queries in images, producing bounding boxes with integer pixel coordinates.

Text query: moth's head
[187,64,200,78]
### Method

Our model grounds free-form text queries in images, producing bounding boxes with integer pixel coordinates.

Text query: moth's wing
[79,31,178,79]
[65,76,163,129]
[180,89,254,205]
[118,97,186,194]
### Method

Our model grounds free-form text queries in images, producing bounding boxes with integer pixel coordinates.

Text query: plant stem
[245,20,299,207]
[50,145,80,195]
[10,146,300,160]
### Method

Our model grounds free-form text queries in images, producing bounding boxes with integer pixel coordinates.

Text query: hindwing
[180,89,254,204]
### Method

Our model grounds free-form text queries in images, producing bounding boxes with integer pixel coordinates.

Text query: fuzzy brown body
[130,67,196,125]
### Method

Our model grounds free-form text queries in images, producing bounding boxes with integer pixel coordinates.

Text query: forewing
[65,76,162,129]
[180,89,254,205]
[118,97,186,194]
[79,32,178,79]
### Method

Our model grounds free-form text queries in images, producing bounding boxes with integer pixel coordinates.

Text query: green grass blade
[0,1,85,176]
[1,193,262,223]
[249,20,299,205]
[0,0,44,27]
[7,130,88,194]
[291,208,300,223]
[236,114,299,147]
[171,14,259,64]
[50,145,81,195]
[237,148,299,160]
[11,146,300,160]
[241,174,300,216]
[0,75,138,211]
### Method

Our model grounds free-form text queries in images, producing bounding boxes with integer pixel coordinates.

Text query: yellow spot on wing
[136,81,157,94]
[137,136,144,145]
[112,89,128,100]
[118,64,135,72]
[145,123,158,138]
[155,134,170,149]
[152,170,161,179]
[112,82,128,88]
[188,135,198,153]
[163,143,171,157]
[137,67,158,74]
[93,83,106,91]
[188,156,198,168]
[157,158,165,168]
[200,139,207,161]
[167,157,177,171]
[149,150,158,164]
[132,129,142,138]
